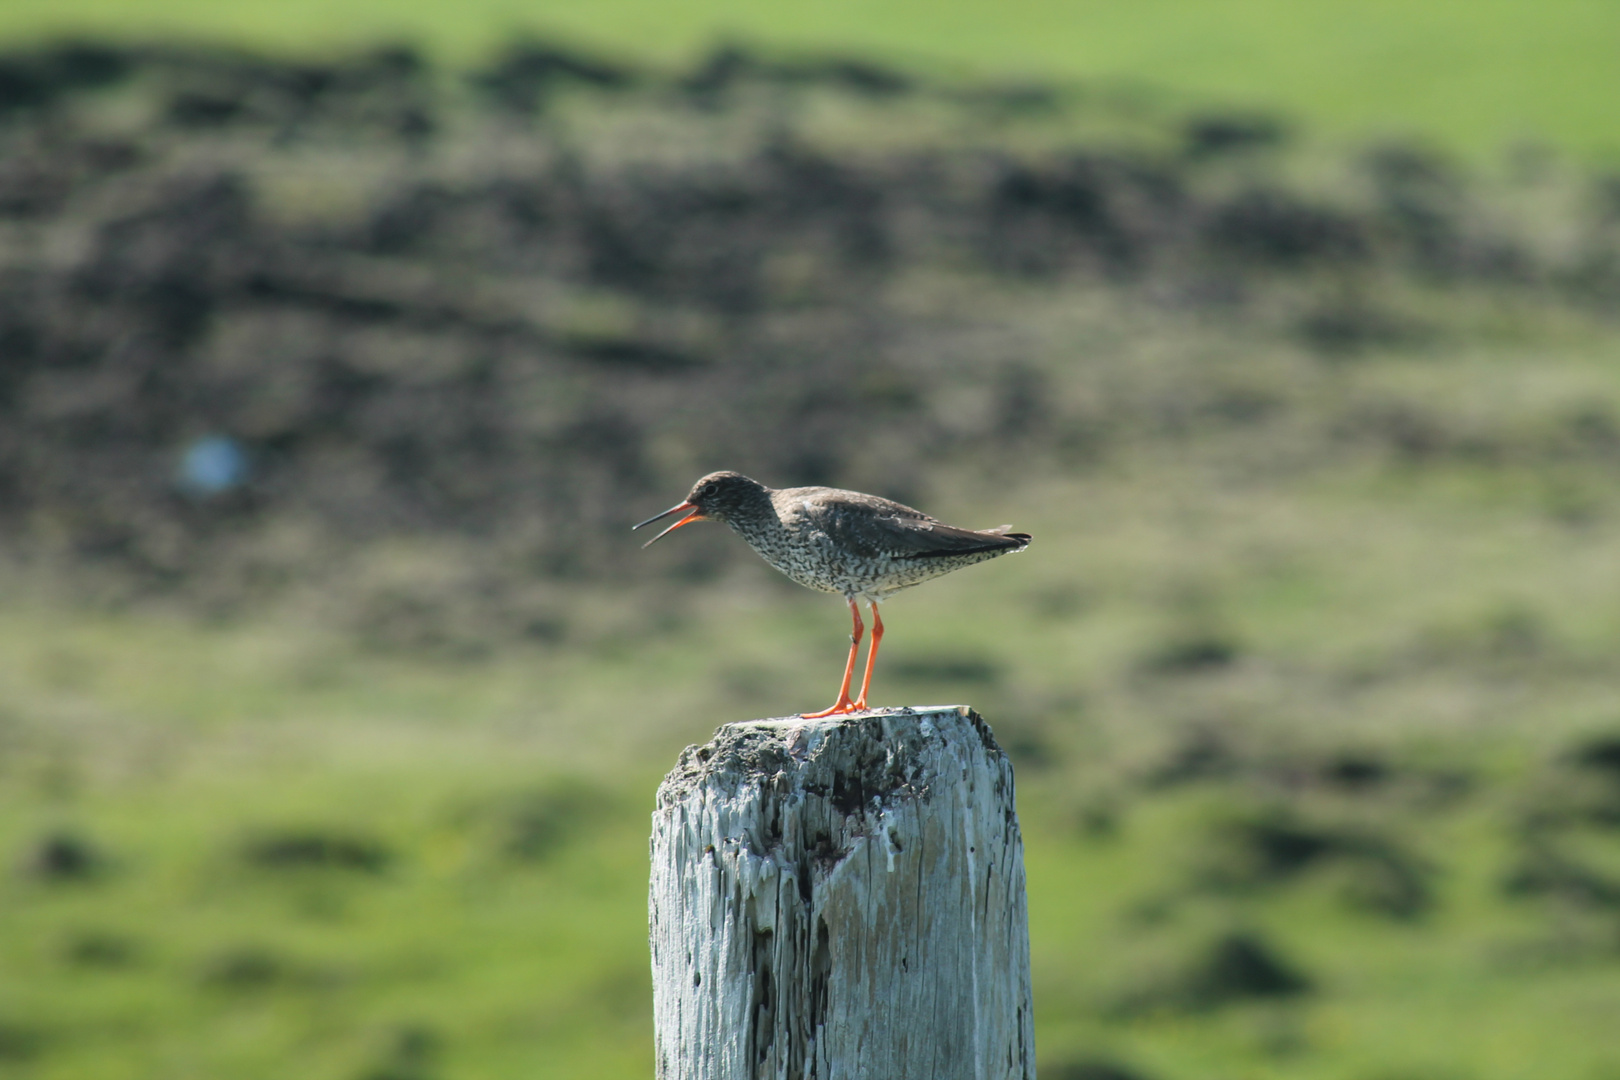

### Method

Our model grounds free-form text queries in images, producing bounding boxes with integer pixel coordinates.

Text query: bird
[633,471,1031,718]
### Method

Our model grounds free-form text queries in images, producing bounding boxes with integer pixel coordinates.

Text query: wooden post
[649,706,1035,1079]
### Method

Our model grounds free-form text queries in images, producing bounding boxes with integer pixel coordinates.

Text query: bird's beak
[632,501,706,548]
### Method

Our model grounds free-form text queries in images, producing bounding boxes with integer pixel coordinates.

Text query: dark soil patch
[1204,809,1434,919]
[240,830,392,873]
[17,831,105,882]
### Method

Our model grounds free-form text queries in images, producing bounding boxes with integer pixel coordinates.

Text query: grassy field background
[12,406,1620,1079]
[0,0,1618,160]
[2,11,1620,1080]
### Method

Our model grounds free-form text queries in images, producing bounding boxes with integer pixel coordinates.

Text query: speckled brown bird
[633,471,1031,718]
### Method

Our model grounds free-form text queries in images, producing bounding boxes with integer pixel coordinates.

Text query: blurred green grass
[3,21,1620,1080]
[10,296,1620,1074]
[1,0,1618,160]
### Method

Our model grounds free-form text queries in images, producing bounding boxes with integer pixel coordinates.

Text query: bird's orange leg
[802,597,864,719]
[852,601,884,711]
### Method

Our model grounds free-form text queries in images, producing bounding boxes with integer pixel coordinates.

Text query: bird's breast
[732,521,848,594]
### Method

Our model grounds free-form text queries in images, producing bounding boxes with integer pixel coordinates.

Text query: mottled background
[2,4,1620,1079]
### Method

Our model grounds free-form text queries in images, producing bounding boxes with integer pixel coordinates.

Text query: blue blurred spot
[178,436,249,495]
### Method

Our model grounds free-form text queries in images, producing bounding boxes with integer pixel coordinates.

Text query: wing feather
[785,488,1030,561]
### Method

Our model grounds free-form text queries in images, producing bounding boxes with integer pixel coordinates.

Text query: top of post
[655,704,1006,809]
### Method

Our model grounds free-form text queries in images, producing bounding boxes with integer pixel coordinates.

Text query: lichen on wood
[649,706,1035,1079]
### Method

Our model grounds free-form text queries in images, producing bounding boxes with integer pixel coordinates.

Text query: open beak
[632,501,705,548]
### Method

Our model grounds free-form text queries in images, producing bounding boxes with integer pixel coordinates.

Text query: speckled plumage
[634,471,1030,716]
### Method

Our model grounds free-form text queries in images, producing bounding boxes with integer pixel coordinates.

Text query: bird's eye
[700,484,718,498]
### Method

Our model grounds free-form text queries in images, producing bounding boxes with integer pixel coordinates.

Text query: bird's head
[633,471,767,547]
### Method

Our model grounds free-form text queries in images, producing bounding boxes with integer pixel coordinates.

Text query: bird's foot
[801,699,861,719]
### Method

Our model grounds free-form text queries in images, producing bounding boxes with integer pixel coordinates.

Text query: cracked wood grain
[650,706,1035,1079]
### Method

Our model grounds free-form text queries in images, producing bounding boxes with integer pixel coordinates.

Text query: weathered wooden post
[649,706,1035,1079]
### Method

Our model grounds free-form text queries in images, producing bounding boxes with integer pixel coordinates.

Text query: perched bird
[634,471,1031,718]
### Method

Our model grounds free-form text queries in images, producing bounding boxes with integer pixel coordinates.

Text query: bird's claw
[801,700,861,719]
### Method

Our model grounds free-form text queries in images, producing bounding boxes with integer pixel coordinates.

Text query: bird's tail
[983,525,1032,547]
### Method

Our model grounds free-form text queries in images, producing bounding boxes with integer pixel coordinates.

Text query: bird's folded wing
[798,493,1028,560]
